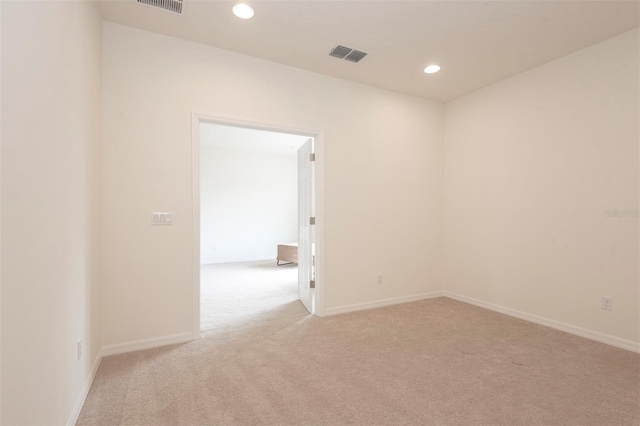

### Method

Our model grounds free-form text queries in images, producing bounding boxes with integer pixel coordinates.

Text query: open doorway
[192,115,321,337]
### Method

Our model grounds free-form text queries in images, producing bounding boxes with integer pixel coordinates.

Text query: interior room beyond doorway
[198,122,311,330]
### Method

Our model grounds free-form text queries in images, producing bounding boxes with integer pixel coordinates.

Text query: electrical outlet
[377,274,383,285]
[601,296,613,311]
[77,339,83,361]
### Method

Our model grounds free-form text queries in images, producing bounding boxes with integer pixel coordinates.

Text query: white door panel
[298,138,314,313]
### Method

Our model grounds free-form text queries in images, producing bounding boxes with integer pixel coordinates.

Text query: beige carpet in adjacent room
[199,260,299,331]
[78,294,639,425]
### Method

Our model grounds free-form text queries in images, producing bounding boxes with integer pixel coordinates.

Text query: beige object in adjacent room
[277,243,298,265]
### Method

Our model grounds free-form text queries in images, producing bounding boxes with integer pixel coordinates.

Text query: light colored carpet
[200,260,299,331]
[78,293,640,425]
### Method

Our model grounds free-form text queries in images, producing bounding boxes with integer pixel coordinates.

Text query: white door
[298,138,314,313]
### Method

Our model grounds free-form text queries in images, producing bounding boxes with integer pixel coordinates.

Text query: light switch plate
[152,212,173,225]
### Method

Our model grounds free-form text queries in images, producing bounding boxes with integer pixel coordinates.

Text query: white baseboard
[445,292,640,354]
[324,291,444,316]
[101,332,193,357]
[67,351,103,426]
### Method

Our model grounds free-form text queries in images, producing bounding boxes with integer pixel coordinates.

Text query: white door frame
[191,111,325,340]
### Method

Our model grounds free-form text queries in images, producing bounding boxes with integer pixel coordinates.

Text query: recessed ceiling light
[233,3,254,19]
[424,65,441,74]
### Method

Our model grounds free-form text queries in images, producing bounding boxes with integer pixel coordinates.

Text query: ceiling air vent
[329,45,368,63]
[137,0,184,15]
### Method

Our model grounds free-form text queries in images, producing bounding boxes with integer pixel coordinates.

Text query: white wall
[102,22,443,346]
[200,143,298,264]
[1,1,102,424]
[444,29,639,345]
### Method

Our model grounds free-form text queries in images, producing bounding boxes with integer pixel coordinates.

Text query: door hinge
[310,280,316,289]
[310,217,316,225]
[310,153,316,162]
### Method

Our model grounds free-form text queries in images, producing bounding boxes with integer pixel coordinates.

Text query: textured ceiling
[99,0,640,102]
